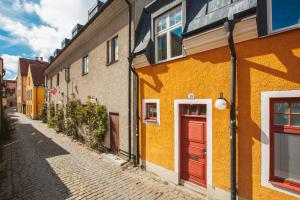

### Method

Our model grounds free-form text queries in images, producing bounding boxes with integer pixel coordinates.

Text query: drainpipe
[124,0,132,162]
[224,19,237,200]
[36,87,38,119]
[124,0,140,166]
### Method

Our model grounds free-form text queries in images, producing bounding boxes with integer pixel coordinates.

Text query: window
[107,36,118,65]
[155,7,183,62]
[270,98,300,192]
[268,0,300,32]
[146,103,157,121]
[65,67,70,82]
[56,73,59,86]
[82,56,89,75]
[143,99,160,124]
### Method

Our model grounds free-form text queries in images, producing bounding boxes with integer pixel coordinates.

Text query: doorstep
[103,153,127,166]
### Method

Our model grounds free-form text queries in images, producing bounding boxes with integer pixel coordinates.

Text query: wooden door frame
[174,99,213,188]
[109,112,120,155]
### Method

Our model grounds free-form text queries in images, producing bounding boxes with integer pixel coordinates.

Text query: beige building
[45,0,151,159]
[16,58,47,113]
[3,80,17,108]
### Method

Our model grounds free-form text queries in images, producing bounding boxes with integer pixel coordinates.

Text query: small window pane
[274,114,288,125]
[199,105,207,116]
[291,102,300,113]
[113,37,119,61]
[170,27,182,58]
[291,115,300,126]
[157,34,167,61]
[272,0,300,31]
[170,10,182,26]
[190,105,198,115]
[156,16,167,32]
[182,105,188,115]
[274,102,289,113]
[274,133,300,182]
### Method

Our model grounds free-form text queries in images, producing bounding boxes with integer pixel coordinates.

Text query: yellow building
[26,63,48,119]
[132,1,300,200]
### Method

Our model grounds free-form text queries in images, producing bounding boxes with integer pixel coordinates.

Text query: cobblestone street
[0,111,204,200]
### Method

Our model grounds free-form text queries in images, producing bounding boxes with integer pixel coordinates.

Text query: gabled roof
[29,63,48,86]
[19,58,48,77]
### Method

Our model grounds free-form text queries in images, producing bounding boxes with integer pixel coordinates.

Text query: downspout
[124,0,132,162]
[224,19,237,200]
[124,0,140,166]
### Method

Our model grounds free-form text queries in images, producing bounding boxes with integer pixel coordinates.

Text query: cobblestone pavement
[0,110,205,200]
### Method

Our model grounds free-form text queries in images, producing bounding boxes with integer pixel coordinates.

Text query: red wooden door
[110,113,119,155]
[180,104,207,187]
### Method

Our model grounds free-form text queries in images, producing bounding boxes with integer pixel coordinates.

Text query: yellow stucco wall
[26,67,45,119]
[137,29,300,199]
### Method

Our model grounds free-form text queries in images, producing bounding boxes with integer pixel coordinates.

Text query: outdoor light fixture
[215,92,227,110]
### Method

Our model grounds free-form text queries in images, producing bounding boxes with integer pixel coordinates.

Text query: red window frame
[145,103,157,122]
[269,98,300,192]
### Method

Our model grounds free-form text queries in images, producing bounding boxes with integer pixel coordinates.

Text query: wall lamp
[215,92,227,110]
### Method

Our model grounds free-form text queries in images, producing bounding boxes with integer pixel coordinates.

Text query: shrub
[48,103,56,128]
[65,98,81,139]
[39,103,47,123]
[1,114,16,139]
[80,100,108,148]
[55,108,65,133]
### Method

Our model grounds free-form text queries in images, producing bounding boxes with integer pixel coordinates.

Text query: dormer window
[155,7,183,63]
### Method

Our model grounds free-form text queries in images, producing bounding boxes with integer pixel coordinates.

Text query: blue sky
[0,0,102,80]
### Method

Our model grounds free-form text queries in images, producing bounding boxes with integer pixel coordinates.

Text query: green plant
[48,103,56,128]
[55,108,65,133]
[80,100,108,148]
[1,114,16,138]
[39,103,47,123]
[65,98,82,139]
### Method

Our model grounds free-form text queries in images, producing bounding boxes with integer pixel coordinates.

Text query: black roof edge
[182,7,256,39]
[45,0,114,75]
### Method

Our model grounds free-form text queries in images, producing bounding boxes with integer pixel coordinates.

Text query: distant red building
[3,80,17,108]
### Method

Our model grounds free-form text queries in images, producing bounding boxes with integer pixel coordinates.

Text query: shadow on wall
[138,63,170,163]
[138,29,300,199]
[0,123,71,199]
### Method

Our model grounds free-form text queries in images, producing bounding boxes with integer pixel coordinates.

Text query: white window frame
[267,0,300,34]
[155,6,183,63]
[82,56,89,75]
[261,90,300,198]
[142,99,160,125]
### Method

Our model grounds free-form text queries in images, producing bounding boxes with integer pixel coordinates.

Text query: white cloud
[1,54,19,79]
[0,0,97,58]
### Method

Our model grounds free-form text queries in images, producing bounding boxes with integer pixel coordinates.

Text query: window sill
[270,180,300,193]
[155,54,184,65]
[262,25,300,38]
[143,118,159,125]
[106,60,119,66]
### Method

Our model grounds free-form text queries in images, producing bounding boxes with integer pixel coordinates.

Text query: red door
[180,104,207,187]
[110,113,119,155]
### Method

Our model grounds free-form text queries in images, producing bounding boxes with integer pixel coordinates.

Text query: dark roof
[133,0,257,57]
[29,63,48,86]
[19,58,48,77]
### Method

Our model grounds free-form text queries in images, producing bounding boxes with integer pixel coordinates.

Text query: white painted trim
[174,99,213,188]
[141,160,178,184]
[261,90,300,198]
[132,54,150,69]
[183,16,258,56]
[142,99,160,125]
